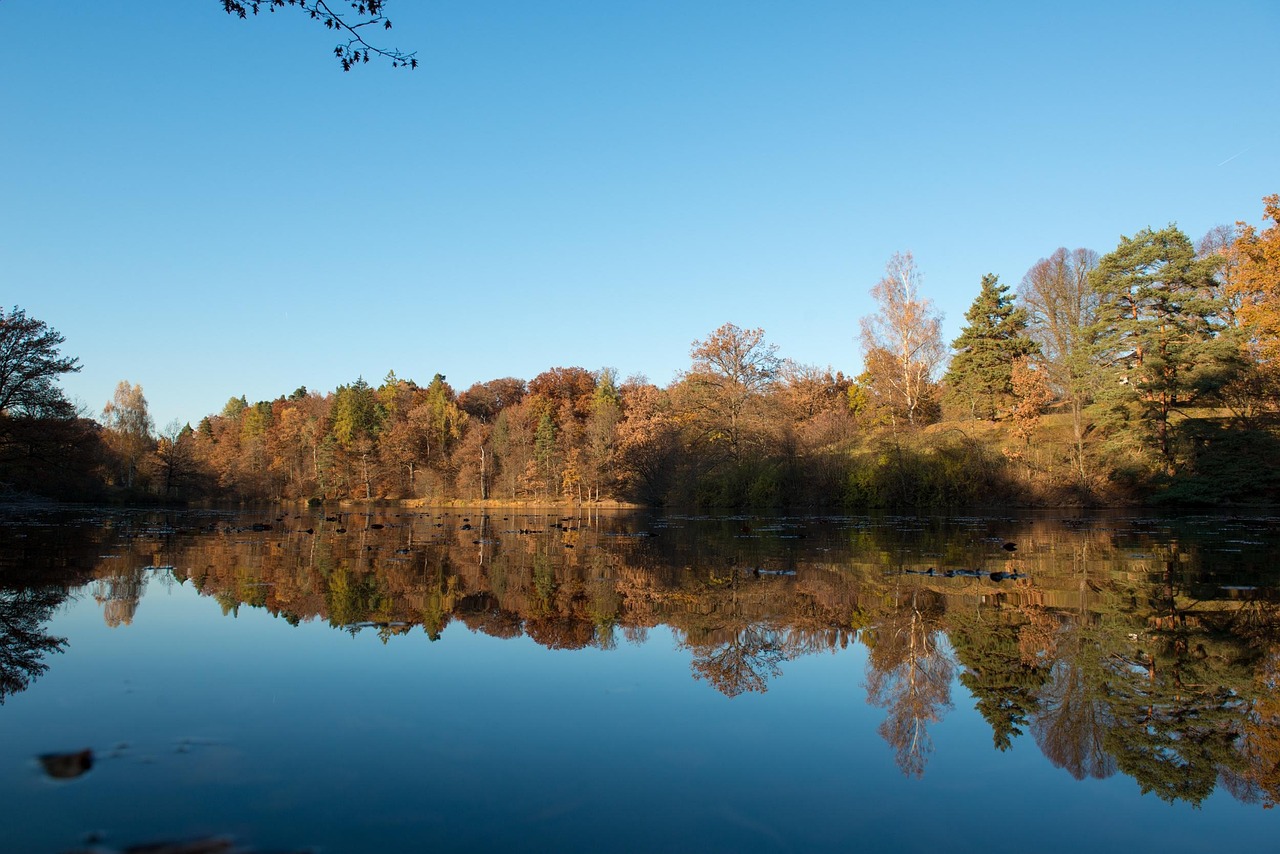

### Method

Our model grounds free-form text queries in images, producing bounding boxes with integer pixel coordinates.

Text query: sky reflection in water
[2,509,1278,853]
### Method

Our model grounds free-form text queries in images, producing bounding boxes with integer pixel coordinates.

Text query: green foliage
[944,274,1037,420]
[1088,226,1239,473]
[844,435,1019,509]
[240,401,273,439]
[221,395,248,420]
[692,459,787,508]
[325,568,384,630]
[330,377,384,448]
[1153,421,1280,505]
[950,612,1047,751]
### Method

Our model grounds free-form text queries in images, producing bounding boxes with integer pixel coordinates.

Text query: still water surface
[3,507,1279,852]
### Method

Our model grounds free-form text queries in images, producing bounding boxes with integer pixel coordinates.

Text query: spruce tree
[944,274,1037,419]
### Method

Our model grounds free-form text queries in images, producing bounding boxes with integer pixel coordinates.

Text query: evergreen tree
[330,377,384,448]
[943,274,1037,419]
[1088,225,1239,474]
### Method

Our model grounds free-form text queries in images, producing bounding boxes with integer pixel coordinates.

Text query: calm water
[3,506,1280,852]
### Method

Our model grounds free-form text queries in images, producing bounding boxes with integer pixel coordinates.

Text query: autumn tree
[1088,226,1238,474]
[1229,195,1280,366]
[267,390,329,497]
[383,373,465,497]
[1199,224,1243,326]
[101,381,154,489]
[858,252,945,428]
[236,400,275,495]
[613,382,681,504]
[1008,357,1054,445]
[458,377,526,423]
[1019,248,1100,476]
[455,377,526,499]
[150,420,202,497]
[774,362,855,497]
[680,323,782,460]
[943,274,1037,420]
[528,367,597,422]
[453,419,492,500]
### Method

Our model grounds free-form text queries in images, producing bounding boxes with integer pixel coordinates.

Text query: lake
[3,506,1279,852]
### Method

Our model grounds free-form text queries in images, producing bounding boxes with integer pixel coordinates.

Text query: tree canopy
[0,307,80,420]
[1088,225,1238,473]
[943,274,1037,420]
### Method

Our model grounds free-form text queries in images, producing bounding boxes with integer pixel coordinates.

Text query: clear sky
[2,1,1276,429]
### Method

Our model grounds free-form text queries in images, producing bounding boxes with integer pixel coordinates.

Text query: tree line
[3,193,1278,507]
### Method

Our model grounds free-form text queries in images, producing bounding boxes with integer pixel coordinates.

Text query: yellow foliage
[1231,194,1280,362]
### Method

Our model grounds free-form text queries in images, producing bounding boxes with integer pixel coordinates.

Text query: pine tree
[943,274,1037,420]
[1088,225,1239,474]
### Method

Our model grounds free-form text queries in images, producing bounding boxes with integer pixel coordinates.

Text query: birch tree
[858,252,944,428]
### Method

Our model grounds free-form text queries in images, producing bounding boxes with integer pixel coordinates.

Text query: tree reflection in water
[686,625,790,697]
[0,586,68,704]
[865,588,953,777]
[1030,625,1117,781]
[10,509,1280,808]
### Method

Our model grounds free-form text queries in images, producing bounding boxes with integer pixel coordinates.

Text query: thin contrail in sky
[1218,146,1251,167]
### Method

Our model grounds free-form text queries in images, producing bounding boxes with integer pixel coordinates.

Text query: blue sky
[3,1,1276,429]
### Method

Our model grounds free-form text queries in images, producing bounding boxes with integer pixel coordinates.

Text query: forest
[3,194,1279,508]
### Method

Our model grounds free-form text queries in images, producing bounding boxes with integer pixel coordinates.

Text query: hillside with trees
[5,195,1280,508]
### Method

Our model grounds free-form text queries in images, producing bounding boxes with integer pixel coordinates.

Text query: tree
[458,377,526,423]
[0,308,87,495]
[1008,357,1054,445]
[0,307,80,420]
[151,420,202,498]
[1019,248,1100,477]
[528,367,597,422]
[1206,197,1280,427]
[583,368,623,501]
[1088,226,1238,474]
[101,381,154,489]
[859,252,945,428]
[943,274,1037,420]
[221,0,418,70]
[330,377,383,497]
[614,383,681,503]
[1229,195,1280,364]
[681,323,782,460]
